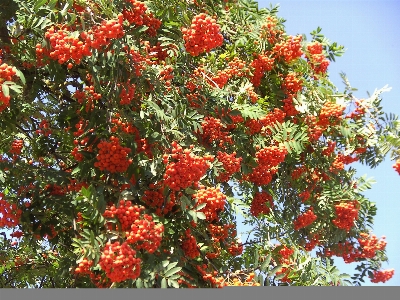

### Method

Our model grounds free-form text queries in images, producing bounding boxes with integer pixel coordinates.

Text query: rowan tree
[0,0,398,287]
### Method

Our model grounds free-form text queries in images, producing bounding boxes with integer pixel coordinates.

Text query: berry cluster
[357,232,387,259]
[193,186,226,222]
[42,26,92,65]
[247,146,287,186]
[73,85,102,112]
[307,41,330,74]
[0,59,17,112]
[250,191,274,218]
[273,35,303,63]
[181,229,200,258]
[260,108,286,134]
[142,187,176,216]
[94,136,132,173]
[125,214,164,254]
[318,101,345,126]
[326,233,387,264]
[293,207,317,230]
[282,72,303,95]
[208,224,234,242]
[250,54,275,87]
[260,16,283,44]
[118,82,136,105]
[282,96,299,116]
[182,13,224,56]
[279,245,294,259]
[291,165,307,180]
[228,240,243,256]
[104,200,145,231]
[9,139,23,156]
[162,142,213,191]
[332,200,359,232]
[370,269,395,283]
[122,0,161,36]
[0,193,22,228]
[216,151,242,182]
[99,241,141,282]
[227,272,260,286]
[90,15,125,49]
[200,117,233,147]
[322,140,336,156]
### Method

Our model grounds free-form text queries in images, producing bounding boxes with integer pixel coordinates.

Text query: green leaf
[260,253,272,272]
[165,267,182,277]
[167,279,180,288]
[161,277,167,288]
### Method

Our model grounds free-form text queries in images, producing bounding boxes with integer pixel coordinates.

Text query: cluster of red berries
[73,85,102,112]
[181,229,200,258]
[370,269,395,283]
[228,240,243,256]
[94,136,132,173]
[318,101,345,126]
[142,187,175,216]
[216,151,242,182]
[144,41,168,63]
[90,15,125,49]
[325,233,387,264]
[0,193,22,228]
[307,41,330,74]
[9,139,23,156]
[200,117,233,147]
[299,190,311,202]
[0,58,17,112]
[260,16,283,44]
[250,54,275,87]
[122,0,161,37]
[291,165,307,180]
[118,82,136,105]
[293,207,317,230]
[35,119,52,136]
[42,26,92,65]
[304,234,320,251]
[193,186,226,222]
[305,115,325,141]
[104,200,145,231]
[99,241,141,282]
[332,200,359,232]
[208,224,234,242]
[282,72,303,95]
[330,153,358,174]
[273,35,303,62]
[182,13,224,56]
[279,245,294,259]
[260,108,286,134]
[250,191,274,218]
[392,159,400,175]
[195,264,227,288]
[110,115,138,135]
[282,96,299,116]
[227,57,251,77]
[322,140,336,156]
[258,145,287,166]
[162,142,213,191]
[125,214,164,254]
[357,232,387,259]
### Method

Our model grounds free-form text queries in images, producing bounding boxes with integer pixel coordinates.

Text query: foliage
[0,0,397,288]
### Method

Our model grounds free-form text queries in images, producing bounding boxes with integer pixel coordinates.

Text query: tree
[0,0,397,288]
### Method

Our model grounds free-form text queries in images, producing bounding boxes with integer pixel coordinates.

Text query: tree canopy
[0,0,398,288]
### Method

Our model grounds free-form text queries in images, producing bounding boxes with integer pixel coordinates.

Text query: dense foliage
[0,0,398,287]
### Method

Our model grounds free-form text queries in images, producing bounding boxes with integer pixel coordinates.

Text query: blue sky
[237,0,400,286]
